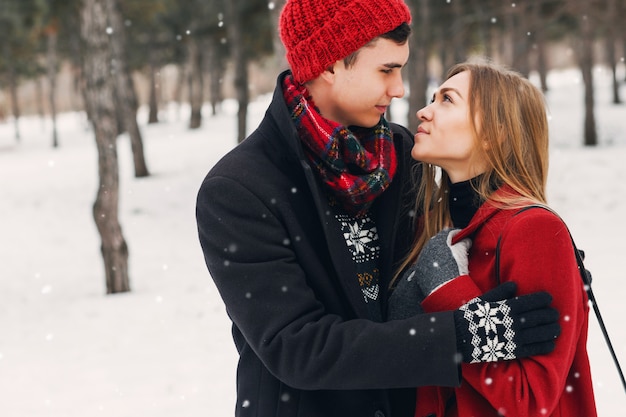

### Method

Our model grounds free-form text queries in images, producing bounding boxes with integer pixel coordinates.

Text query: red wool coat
[414,194,598,417]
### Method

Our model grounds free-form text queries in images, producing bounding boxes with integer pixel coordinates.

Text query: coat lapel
[373,133,408,315]
[320,198,372,318]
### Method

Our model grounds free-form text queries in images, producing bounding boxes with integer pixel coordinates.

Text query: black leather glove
[454,281,560,363]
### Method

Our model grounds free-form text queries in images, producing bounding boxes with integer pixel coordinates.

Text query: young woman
[389,62,598,417]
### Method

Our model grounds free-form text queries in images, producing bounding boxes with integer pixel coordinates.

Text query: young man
[196,1,561,416]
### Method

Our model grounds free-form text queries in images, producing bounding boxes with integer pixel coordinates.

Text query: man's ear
[319,62,338,84]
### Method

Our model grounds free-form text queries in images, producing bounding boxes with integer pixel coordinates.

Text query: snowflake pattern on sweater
[335,213,381,305]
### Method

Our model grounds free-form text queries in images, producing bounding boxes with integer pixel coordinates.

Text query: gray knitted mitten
[387,228,470,320]
[387,270,425,320]
[410,228,471,297]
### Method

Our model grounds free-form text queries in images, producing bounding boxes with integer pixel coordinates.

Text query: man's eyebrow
[382,62,404,69]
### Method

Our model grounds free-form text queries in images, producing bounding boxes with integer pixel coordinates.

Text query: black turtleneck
[448,177,482,229]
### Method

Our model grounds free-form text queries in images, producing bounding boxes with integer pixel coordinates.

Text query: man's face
[319,38,409,128]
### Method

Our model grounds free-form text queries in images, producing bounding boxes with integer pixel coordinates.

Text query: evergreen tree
[0,0,47,141]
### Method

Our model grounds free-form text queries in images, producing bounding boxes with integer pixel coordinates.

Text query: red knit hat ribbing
[279,0,412,84]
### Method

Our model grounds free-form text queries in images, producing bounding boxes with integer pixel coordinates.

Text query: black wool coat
[196,71,460,417]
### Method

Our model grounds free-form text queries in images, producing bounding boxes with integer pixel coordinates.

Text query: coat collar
[267,70,306,162]
[451,185,524,244]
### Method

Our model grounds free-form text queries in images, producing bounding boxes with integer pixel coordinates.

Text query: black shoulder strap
[495,205,625,392]
[494,206,550,284]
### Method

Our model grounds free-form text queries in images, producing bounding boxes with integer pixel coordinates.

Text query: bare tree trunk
[148,59,159,124]
[485,23,497,62]
[578,9,597,146]
[606,37,622,104]
[471,1,488,56]
[407,0,430,134]
[622,39,626,83]
[450,0,467,64]
[9,80,20,142]
[529,1,549,92]
[105,0,149,177]
[68,33,85,114]
[618,0,626,83]
[269,0,288,72]
[46,29,60,147]
[234,59,249,143]
[188,37,204,129]
[501,7,515,67]
[206,40,225,116]
[605,0,621,104]
[4,43,21,143]
[510,4,531,77]
[36,78,46,132]
[438,36,452,76]
[80,0,130,294]
[173,64,186,122]
[147,33,160,124]
[225,0,249,143]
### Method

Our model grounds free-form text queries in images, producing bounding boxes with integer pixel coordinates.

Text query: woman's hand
[412,228,471,297]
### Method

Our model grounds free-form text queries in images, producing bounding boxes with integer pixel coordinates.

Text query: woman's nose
[416,105,430,121]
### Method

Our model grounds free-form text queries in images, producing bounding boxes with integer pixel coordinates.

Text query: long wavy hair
[394,61,550,282]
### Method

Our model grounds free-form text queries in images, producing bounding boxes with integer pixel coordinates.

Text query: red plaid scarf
[282,74,397,217]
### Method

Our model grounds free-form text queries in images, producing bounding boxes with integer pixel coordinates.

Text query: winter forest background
[1,0,625,416]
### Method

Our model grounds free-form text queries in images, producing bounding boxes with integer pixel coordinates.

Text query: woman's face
[412,71,486,183]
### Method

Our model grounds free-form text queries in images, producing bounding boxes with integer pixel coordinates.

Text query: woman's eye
[430,93,452,104]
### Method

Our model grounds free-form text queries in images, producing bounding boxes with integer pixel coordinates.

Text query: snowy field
[1,67,625,416]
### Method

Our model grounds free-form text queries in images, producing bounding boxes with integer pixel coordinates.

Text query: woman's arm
[421,209,587,415]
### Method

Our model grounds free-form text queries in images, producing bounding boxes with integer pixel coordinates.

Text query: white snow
[1,67,625,416]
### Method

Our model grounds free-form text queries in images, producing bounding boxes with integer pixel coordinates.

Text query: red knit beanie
[279,0,412,84]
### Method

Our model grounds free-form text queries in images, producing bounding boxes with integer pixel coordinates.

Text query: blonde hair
[394,61,550,282]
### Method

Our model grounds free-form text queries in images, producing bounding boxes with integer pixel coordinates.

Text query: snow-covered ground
[0,67,624,416]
